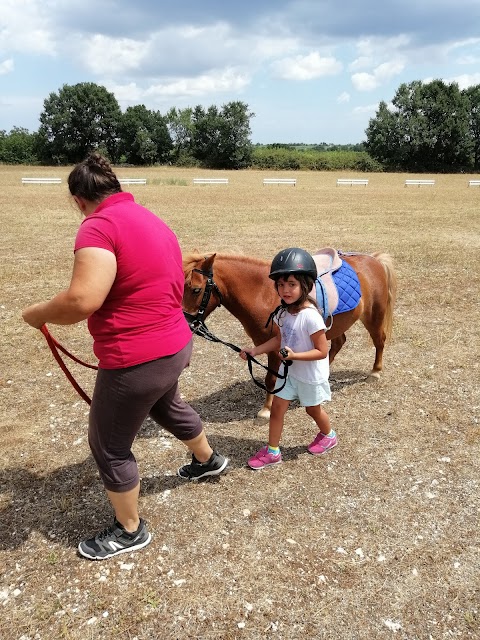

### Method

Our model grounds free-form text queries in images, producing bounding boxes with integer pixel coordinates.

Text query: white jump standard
[21,177,62,185]
[193,178,229,185]
[404,179,435,186]
[263,178,297,186]
[336,178,369,186]
[118,179,147,185]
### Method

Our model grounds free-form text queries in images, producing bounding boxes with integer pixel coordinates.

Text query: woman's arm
[22,247,117,329]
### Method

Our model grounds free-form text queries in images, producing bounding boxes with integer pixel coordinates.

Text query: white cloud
[456,55,480,65]
[0,0,55,54]
[355,35,411,59]
[446,73,480,89]
[349,56,374,72]
[0,59,14,75]
[82,35,147,74]
[105,82,145,104]
[107,68,251,109]
[144,68,250,97]
[271,51,342,80]
[351,60,404,91]
[449,39,480,65]
[76,22,295,81]
[252,36,298,59]
[349,35,410,89]
[374,61,405,82]
[446,37,480,52]
[353,103,378,114]
[351,72,378,91]
[337,91,350,103]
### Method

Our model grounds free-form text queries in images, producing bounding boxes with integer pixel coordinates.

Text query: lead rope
[40,324,96,405]
[40,320,290,404]
[190,319,291,394]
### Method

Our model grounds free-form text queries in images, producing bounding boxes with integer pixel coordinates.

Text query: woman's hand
[22,303,47,329]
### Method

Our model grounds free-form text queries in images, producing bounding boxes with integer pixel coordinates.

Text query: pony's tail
[371,252,397,343]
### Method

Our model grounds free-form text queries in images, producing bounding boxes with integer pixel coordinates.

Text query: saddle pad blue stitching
[332,260,361,314]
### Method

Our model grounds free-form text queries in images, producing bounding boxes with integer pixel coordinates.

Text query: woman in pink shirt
[22,153,228,560]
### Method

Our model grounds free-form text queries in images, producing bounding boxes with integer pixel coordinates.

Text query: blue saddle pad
[332,259,361,314]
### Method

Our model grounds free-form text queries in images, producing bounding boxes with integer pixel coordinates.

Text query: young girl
[240,247,336,469]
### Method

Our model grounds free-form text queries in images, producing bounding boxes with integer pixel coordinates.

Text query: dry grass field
[1,165,479,639]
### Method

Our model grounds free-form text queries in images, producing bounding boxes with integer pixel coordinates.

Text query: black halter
[184,268,291,394]
[184,268,223,330]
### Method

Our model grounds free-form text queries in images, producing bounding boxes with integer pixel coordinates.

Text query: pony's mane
[183,252,269,282]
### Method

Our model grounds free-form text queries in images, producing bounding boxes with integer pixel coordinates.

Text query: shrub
[250,147,382,171]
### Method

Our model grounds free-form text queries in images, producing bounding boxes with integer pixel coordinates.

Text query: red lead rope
[40,324,97,405]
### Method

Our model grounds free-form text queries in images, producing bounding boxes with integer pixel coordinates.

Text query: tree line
[2,79,480,172]
[0,83,254,168]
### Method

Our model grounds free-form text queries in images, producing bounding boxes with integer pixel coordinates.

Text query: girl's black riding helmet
[269,247,317,280]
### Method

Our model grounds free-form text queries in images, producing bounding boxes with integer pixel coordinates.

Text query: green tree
[36,82,122,164]
[366,80,473,171]
[416,80,472,171]
[364,101,405,169]
[191,101,253,169]
[118,105,172,165]
[219,101,254,169]
[0,127,37,164]
[166,107,195,164]
[191,105,222,167]
[463,85,480,170]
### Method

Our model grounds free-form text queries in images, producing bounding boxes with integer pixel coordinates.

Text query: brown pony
[183,251,397,420]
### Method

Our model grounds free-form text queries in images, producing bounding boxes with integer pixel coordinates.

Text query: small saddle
[311,248,361,325]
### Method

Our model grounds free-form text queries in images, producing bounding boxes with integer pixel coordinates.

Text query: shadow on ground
[0,370,365,551]
[0,431,310,552]
[141,369,368,429]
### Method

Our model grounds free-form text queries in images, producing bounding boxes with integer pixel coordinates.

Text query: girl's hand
[279,346,293,360]
[239,347,256,361]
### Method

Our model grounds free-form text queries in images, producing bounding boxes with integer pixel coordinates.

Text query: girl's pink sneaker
[307,431,337,455]
[247,446,282,470]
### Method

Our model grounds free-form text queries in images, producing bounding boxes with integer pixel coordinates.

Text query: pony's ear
[202,253,216,271]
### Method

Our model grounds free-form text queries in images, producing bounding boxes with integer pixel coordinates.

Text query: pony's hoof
[254,411,270,425]
[366,371,381,382]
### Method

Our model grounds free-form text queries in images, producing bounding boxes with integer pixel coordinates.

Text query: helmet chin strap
[264,299,288,331]
[265,294,313,332]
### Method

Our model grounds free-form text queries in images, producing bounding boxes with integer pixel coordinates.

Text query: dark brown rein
[40,324,97,405]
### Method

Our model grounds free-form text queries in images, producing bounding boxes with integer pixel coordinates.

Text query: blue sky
[2,0,480,144]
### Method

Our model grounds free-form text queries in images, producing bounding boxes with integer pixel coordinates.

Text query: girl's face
[276,275,301,304]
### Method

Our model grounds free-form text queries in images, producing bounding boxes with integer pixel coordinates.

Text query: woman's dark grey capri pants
[88,339,202,492]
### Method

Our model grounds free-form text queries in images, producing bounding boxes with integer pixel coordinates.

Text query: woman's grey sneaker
[78,518,152,560]
[177,450,229,481]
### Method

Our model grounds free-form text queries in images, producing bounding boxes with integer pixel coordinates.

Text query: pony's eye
[192,287,202,295]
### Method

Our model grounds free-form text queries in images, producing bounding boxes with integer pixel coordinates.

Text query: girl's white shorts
[274,375,331,406]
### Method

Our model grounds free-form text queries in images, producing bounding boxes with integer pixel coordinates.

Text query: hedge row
[250,147,383,172]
